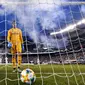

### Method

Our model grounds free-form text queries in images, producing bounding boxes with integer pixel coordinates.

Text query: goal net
[0,0,85,85]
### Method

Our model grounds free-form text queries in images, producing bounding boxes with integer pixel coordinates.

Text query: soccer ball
[20,68,36,84]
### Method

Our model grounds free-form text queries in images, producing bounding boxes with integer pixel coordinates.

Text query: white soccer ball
[20,68,36,84]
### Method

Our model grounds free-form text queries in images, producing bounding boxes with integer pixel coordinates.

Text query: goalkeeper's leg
[17,44,22,72]
[17,54,22,68]
[12,55,16,70]
[17,54,22,72]
[17,44,22,68]
[11,45,17,72]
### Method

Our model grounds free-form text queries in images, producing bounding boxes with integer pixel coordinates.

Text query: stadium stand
[0,26,85,64]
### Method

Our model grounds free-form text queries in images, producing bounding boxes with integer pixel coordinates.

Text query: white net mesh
[0,0,85,85]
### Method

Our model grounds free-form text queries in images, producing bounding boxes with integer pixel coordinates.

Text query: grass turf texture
[0,64,85,85]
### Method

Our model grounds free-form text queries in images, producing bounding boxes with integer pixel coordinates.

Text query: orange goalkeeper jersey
[7,28,23,45]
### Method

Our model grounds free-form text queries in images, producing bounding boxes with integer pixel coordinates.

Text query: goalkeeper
[7,21,24,72]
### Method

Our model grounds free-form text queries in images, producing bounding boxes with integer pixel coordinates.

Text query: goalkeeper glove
[8,42,12,48]
[22,44,24,51]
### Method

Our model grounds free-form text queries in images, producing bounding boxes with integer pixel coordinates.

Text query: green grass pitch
[0,64,85,85]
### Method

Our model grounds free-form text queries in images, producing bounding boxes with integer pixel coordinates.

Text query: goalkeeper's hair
[12,20,16,25]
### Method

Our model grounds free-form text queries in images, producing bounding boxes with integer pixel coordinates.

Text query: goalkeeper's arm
[7,30,12,48]
[19,29,24,51]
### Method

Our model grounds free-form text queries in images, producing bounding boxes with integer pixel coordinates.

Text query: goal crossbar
[0,2,85,5]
